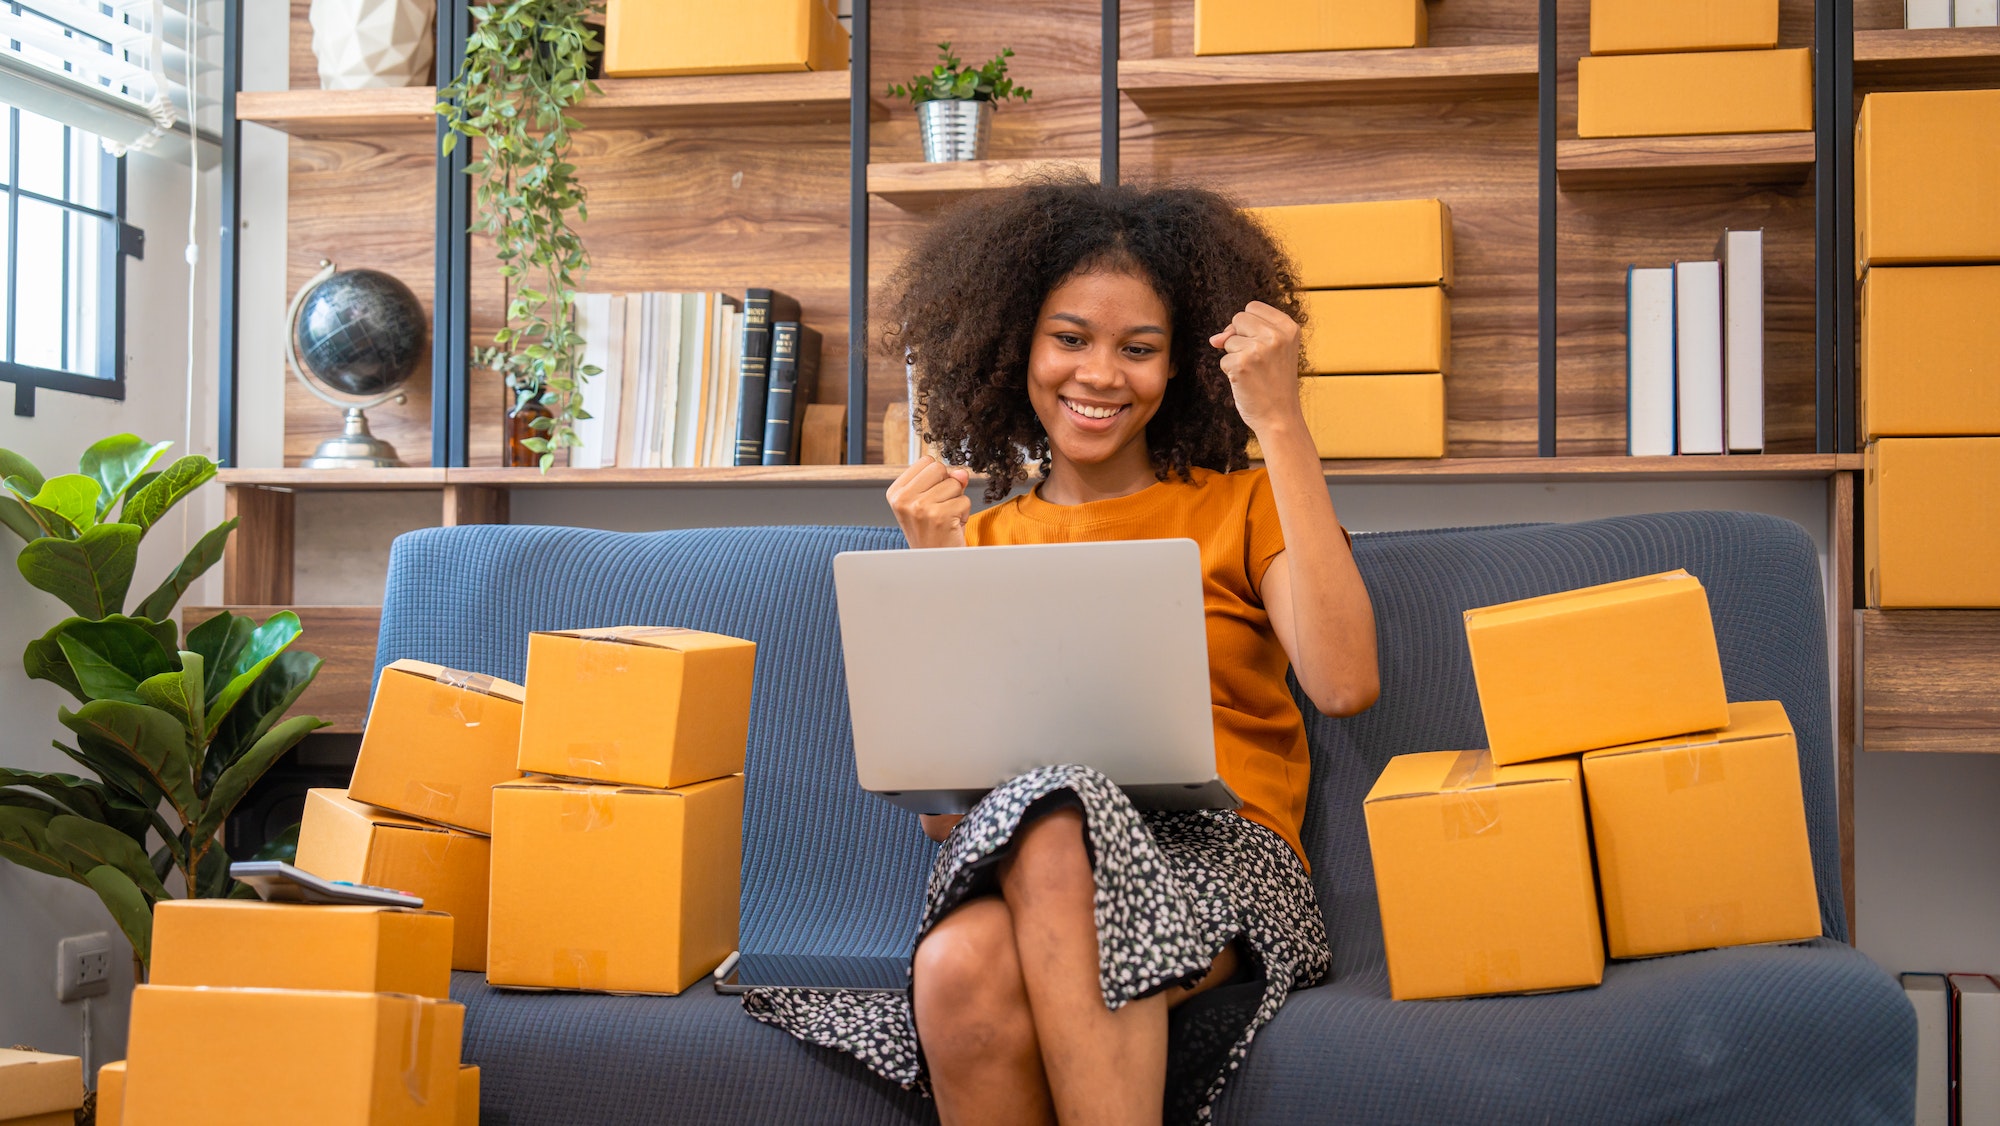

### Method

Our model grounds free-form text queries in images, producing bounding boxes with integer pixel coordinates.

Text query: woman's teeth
[1066,399,1123,420]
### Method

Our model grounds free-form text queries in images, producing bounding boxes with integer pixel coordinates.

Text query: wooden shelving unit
[1861,611,2000,754]
[1853,27,2000,86]
[1556,133,1817,190]
[868,158,1097,209]
[1116,44,1539,108]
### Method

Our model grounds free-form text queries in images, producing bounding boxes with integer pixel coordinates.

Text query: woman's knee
[1003,808,1093,903]
[913,898,1031,1053]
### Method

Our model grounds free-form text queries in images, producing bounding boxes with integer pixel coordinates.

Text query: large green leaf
[83,865,154,964]
[193,841,237,899]
[251,822,300,864]
[117,454,215,533]
[205,612,302,732]
[138,651,207,750]
[79,435,172,519]
[17,522,140,618]
[51,740,162,812]
[24,474,101,534]
[0,447,45,494]
[197,713,324,842]
[0,804,85,882]
[187,611,254,702]
[132,518,236,622]
[59,700,198,824]
[22,634,84,702]
[204,648,320,788]
[54,617,178,703]
[47,814,171,900]
[0,493,41,542]
[0,768,153,843]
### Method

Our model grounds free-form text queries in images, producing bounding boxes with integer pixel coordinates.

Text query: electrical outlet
[56,932,113,1003]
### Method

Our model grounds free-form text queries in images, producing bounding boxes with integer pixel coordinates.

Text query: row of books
[1905,0,1998,27]
[570,289,821,469]
[1905,972,1998,1124]
[1624,228,1764,457]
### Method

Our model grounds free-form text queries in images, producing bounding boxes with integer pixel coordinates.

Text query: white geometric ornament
[310,0,438,91]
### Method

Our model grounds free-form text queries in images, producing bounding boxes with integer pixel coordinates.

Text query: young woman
[745,179,1379,1125]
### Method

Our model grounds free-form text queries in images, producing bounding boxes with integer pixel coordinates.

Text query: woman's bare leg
[912,896,1056,1126]
[1000,808,1167,1126]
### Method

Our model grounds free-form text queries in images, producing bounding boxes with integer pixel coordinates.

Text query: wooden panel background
[1554,0,1820,456]
[1861,610,2000,753]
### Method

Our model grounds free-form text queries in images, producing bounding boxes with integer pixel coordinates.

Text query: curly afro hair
[885,177,1304,500]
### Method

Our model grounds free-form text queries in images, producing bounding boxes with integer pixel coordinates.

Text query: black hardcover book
[761,322,822,466]
[733,288,800,466]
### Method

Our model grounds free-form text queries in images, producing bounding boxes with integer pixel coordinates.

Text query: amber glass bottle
[505,375,553,467]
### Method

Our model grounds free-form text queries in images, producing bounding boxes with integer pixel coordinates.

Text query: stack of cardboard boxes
[0,1049,83,1126]
[1578,0,1812,139]
[1245,199,1452,460]
[1365,570,1823,1000]
[1855,88,2000,610]
[1193,0,1429,55]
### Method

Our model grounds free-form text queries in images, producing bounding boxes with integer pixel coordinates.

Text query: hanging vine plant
[437,1,604,470]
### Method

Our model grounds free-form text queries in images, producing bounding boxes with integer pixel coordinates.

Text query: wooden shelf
[868,158,1097,209]
[1854,28,2000,87]
[1557,133,1817,191]
[221,467,450,490]
[1117,45,1539,110]
[1861,610,2000,754]
[237,71,852,140]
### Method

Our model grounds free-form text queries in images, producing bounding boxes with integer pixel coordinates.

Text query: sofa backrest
[374,510,1842,970]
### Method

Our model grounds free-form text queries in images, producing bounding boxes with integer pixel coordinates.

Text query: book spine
[1674,260,1725,455]
[1626,266,1676,457]
[1905,0,1951,26]
[734,290,774,466]
[761,322,803,466]
[1956,0,1998,25]
[1718,229,1766,453]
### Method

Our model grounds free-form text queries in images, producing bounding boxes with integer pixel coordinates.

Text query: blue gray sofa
[372,511,1914,1124]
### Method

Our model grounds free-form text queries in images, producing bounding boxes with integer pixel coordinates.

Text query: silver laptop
[833,539,1239,815]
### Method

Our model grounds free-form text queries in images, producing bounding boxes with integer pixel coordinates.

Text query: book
[1953,974,2000,1125]
[1958,0,1999,25]
[1905,974,1950,1126]
[1717,229,1765,453]
[1906,0,1951,25]
[672,293,705,467]
[613,295,645,467]
[1674,260,1725,455]
[570,293,627,469]
[734,289,801,466]
[1626,266,1676,457]
[761,321,821,466]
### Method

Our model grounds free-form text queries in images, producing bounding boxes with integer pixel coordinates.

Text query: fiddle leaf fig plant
[437,0,605,471]
[887,42,1033,106]
[2,435,325,965]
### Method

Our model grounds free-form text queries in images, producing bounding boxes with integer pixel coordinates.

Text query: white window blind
[0,0,221,165]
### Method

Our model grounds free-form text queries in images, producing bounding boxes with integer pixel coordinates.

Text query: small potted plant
[888,42,1033,163]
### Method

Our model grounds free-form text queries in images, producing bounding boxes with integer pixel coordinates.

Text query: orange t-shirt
[965,466,1312,864]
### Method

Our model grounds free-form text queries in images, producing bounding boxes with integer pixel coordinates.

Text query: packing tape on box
[559,790,618,832]
[1440,748,1500,840]
[403,780,464,822]
[562,741,622,780]
[1684,901,1745,946]
[430,667,493,727]
[1465,948,1524,996]
[1663,743,1727,791]
[555,948,609,990]
[576,627,696,676]
[397,996,440,1107]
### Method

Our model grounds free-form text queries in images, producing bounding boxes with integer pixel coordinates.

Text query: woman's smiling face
[1026,268,1173,475]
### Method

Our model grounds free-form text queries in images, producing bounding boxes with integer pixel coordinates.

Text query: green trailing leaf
[117,455,215,532]
[205,611,302,732]
[187,611,254,702]
[17,522,140,618]
[0,446,45,494]
[55,617,178,703]
[204,648,320,789]
[197,713,324,843]
[83,865,153,964]
[138,651,207,750]
[79,435,173,520]
[47,814,171,900]
[59,700,199,825]
[132,517,236,622]
[0,804,86,882]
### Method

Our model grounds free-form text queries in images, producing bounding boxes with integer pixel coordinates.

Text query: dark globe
[293,268,427,397]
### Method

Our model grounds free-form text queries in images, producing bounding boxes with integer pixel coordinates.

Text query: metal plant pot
[918,99,993,162]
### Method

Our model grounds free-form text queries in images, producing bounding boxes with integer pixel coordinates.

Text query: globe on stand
[285,260,428,468]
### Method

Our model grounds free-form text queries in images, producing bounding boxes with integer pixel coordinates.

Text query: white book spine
[613,295,643,467]
[635,295,658,468]
[1906,0,1952,25]
[1717,229,1765,453]
[572,293,611,469]
[673,293,704,468]
[1674,260,1725,455]
[1626,266,1676,457]
[1903,975,1950,1126]
[1957,0,1999,25]
[598,294,627,468]
[1954,975,2000,1125]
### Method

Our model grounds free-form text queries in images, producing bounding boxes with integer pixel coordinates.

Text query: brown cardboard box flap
[537,626,755,655]
[382,659,527,704]
[0,1050,83,1118]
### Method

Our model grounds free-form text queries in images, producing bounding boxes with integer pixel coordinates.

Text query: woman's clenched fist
[887,456,972,549]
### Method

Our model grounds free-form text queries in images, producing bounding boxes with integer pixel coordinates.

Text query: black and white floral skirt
[742,763,1332,1124]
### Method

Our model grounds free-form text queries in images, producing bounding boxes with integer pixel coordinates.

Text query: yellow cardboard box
[95,1061,124,1126]
[0,1112,72,1126]
[1195,0,1426,54]
[604,0,847,77]
[487,775,744,995]
[1589,0,1778,54]
[1464,571,1731,765]
[296,788,492,972]
[1861,267,2000,439]
[349,658,525,835]
[518,626,756,789]
[1578,48,1812,138]
[151,899,452,1000]
[457,1066,479,1126]
[1245,200,1452,290]
[1250,375,1446,460]
[1300,288,1449,375]
[1857,90,2000,271]
[124,987,463,1125]
[1582,700,1821,959]
[1865,438,2000,608]
[0,1050,81,1121]
[1365,750,1603,1000]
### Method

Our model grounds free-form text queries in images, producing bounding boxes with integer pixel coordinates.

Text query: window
[0,102,127,416]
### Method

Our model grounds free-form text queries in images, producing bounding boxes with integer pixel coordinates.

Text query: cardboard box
[1865,438,2000,607]
[1861,267,2000,439]
[296,788,492,972]
[1300,288,1449,375]
[1245,200,1452,290]
[457,1066,479,1126]
[151,899,452,1000]
[124,986,463,1125]
[0,1113,72,1126]
[95,1061,124,1126]
[1578,48,1812,138]
[1195,0,1426,54]
[1464,570,1731,765]
[487,775,743,995]
[1249,375,1446,460]
[1857,90,2000,272]
[349,658,525,835]
[1589,0,1778,54]
[604,0,847,77]
[1582,700,1822,958]
[0,1050,81,1120]
[518,626,756,789]
[1364,750,1603,1000]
